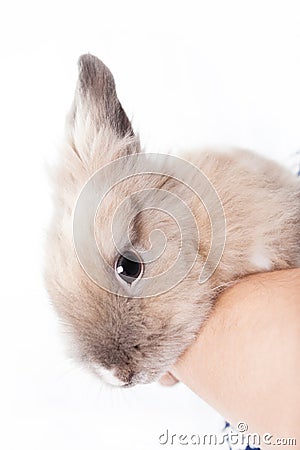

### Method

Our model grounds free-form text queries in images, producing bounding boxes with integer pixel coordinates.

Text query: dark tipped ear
[74,54,133,138]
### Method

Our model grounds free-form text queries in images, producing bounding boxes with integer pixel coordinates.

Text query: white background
[1,1,300,449]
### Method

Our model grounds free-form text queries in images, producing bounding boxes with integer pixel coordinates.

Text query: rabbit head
[45,55,217,387]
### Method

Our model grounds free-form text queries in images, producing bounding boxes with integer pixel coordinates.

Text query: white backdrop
[1,1,300,449]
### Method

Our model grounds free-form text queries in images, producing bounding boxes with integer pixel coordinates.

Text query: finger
[158,372,179,387]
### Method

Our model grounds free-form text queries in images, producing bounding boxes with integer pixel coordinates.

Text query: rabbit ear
[79,54,133,137]
[67,54,134,149]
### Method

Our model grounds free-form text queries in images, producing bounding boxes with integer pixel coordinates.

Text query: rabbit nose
[119,369,134,385]
[114,367,135,386]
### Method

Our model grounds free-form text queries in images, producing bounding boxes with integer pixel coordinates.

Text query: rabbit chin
[90,363,161,388]
[92,365,127,387]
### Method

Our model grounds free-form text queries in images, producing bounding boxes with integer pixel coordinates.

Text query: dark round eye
[115,251,143,284]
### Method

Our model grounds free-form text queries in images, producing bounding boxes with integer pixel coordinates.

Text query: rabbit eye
[115,251,143,284]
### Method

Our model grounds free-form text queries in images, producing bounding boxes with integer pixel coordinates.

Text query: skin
[161,269,300,449]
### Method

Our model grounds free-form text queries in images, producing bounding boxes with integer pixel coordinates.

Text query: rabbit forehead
[93,178,192,290]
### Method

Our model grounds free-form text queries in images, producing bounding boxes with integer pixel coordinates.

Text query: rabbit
[44,54,300,388]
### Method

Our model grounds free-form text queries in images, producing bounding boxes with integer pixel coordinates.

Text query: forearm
[172,269,300,448]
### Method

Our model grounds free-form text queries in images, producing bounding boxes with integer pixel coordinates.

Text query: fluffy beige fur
[45,54,300,387]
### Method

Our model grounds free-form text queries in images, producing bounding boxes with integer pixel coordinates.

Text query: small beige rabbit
[45,54,300,387]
